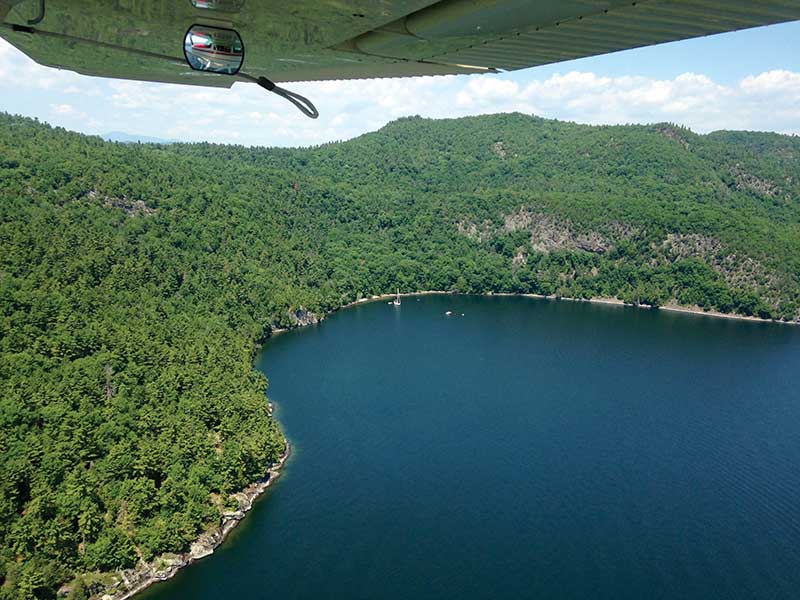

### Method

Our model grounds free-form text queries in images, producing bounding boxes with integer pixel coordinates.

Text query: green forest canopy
[1,111,799,598]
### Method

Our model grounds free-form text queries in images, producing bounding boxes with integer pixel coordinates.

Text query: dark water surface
[142,296,800,600]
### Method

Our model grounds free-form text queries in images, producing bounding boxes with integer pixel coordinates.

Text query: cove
[141,295,800,600]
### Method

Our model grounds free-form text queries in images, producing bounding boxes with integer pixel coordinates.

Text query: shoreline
[99,442,290,600]
[341,290,797,326]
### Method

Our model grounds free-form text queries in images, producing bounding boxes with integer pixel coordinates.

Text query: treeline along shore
[1,111,799,599]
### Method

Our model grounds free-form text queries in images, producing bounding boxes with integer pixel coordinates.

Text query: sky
[0,20,799,147]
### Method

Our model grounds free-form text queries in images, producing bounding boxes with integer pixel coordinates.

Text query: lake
[141,295,800,599]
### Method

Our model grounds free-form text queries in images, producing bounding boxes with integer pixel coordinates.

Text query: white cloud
[740,69,800,96]
[50,103,74,115]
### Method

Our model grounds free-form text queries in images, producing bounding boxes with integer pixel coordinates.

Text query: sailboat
[392,289,401,306]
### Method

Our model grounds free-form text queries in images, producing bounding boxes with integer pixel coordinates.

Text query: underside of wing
[1,0,799,87]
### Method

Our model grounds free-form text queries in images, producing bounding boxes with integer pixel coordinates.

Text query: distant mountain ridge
[102,131,175,144]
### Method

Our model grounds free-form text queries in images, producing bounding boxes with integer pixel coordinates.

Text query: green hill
[1,111,799,598]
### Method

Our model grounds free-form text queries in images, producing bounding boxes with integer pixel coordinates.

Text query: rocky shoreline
[92,444,290,600]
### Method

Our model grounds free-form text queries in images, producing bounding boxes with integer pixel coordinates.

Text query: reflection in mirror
[183,25,244,75]
[190,0,245,10]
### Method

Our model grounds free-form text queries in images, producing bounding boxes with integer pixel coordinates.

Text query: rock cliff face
[459,209,613,254]
[289,307,320,327]
[656,125,691,150]
[730,164,783,198]
[86,190,157,216]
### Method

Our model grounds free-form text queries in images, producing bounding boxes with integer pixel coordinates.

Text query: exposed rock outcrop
[729,164,782,198]
[491,141,507,159]
[458,209,619,257]
[511,251,528,268]
[87,190,157,216]
[656,125,691,150]
[289,307,319,327]
[503,210,612,254]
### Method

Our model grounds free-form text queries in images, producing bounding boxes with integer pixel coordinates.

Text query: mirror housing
[183,25,244,75]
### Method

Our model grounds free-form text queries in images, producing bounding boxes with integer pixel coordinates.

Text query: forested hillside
[1,111,799,598]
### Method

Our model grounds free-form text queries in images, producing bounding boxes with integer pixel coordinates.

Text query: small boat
[392,289,401,306]
[445,311,452,316]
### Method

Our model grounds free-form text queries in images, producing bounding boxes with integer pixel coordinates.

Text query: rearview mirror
[183,25,244,75]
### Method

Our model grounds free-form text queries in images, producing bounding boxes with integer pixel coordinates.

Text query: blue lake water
[142,295,800,599]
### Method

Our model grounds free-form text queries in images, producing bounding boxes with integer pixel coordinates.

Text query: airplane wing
[1,0,799,88]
